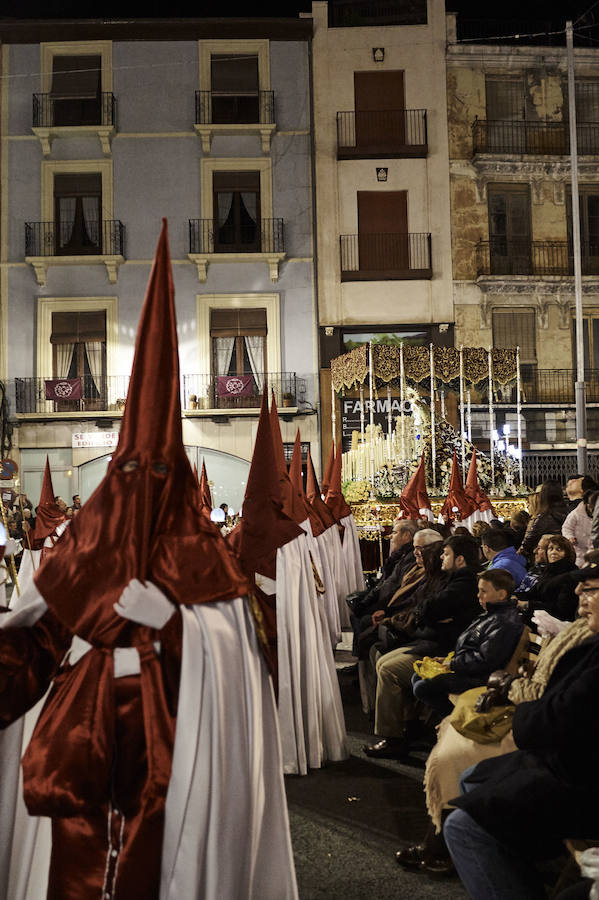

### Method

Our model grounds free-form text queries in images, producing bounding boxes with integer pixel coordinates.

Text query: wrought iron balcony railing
[184,372,297,410]
[14,375,131,415]
[13,372,299,415]
[476,239,599,277]
[340,232,432,280]
[195,90,275,126]
[337,109,427,158]
[472,118,599,156]
[25,220,125,258]
[32,92,116,128]
[474,370,599,405]
[188,218,284,255]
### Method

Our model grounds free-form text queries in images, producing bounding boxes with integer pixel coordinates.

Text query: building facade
[0,18,318,511]
[448,20,599,481]
[309,0,454,459]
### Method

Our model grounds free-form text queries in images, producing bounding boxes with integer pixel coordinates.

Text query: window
[54,173,102,255]
[567,187,599,274]
[487,184,531,275]
[210,54,259,124]
[493,308,537,379]
[210,308,267,377]
[213,171,260,252]
[485,77,526,121]
[572,312,599,372]
[51,310,106,409]
[50,55,101,126]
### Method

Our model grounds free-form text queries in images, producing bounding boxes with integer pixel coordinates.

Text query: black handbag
[345,589,369,615]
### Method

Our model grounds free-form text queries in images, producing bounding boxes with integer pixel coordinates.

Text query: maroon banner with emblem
[216,375,255,398]
[44,378,83,401]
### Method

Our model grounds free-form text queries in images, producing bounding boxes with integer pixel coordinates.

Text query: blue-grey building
[0,18,319,512]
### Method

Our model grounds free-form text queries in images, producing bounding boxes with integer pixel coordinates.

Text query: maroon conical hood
[398,454,431,519]
[306,449,337,529]
[325,445,352,520]
[32,456,67,549]
[440,451,478,523]
[321,443,335,496]
[269,392,305,523]
[199,460,212,512]
[465,448,495,514]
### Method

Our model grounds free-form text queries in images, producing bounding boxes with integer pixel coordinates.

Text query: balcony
[194,90,275,153]
[472,118,599,156]
[14,375,131,417]
[476,240,599,277]
[32,92,117,156]
[183,372,297,413]
[474,370,599,405]
[25,220,125,286]
[340,232,432,281]
[188,218,285,282]
[12,372,300,418]
[337,109,427,159]
[328,0,427,27]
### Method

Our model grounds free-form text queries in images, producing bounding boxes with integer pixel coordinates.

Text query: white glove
[114,578,175,630]
[4,538,21,557]
[531,610,568,638]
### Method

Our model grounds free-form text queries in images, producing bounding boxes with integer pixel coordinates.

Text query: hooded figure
[15,457,68,593]
[269,404,347,775]
[440,451,478,526]
[320,443,335,498]
[326,446,365,604]
[398,454,433,521]
[463,448,496,532]
[198,460,212,512]
[0,222,297,900]
[289,431,340,646]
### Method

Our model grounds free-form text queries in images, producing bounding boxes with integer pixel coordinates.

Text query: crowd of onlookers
[2,493,80,559]
[348,473,599,899]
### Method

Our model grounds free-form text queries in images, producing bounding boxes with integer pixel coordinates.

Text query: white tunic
[160,599,298,900]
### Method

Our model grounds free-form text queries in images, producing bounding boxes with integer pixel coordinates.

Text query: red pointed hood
[398,454,431,520]
[440,451,478,524]
[289,429,325,536]
[325,445,352,520]
[321,443,335,497]
[269,392,306,524]
[199,460,212,512]
[306,449,337,529]
[31,456,67,550]
[35,220,249,644]
[229,390,302,582]
[465,448,495,514]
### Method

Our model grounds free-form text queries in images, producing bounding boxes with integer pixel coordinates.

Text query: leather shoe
[362,738,409,759]
[395,845,425,868]
[419,857,455,876]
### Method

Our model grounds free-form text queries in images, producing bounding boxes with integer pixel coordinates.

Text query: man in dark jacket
[363,535,481,758]
[412,569,523,719]
[443,570,599,900]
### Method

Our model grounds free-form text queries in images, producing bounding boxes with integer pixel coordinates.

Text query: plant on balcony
[116,398,126,411]
[282,392,295,408]
[188,394,198,410]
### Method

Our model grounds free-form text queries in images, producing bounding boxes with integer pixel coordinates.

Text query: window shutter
[51,310,106,344]
[486,77,525,120]
[492,309,536,364]
[212,171,261,192]
[51,55,101,100]
[211,55,259,93]
[54,173,102,197]
[210,308,267,336]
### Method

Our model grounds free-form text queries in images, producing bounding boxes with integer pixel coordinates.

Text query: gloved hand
[475,670,515,712]
[4,538,21,557]
[114,579,175,630]
[532,609,568,638]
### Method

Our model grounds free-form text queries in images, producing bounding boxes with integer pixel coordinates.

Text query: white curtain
[55,343,75,378]
[214,337,235,376]
[244,336,264,391]
[82,198,100,248]
[85,341,103,395]
[57,198,76,249]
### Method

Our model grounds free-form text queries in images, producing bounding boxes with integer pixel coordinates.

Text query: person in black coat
[520,480,569,561]
[412,568,523,719]
[443,568,599,900]
[521,534,579,624]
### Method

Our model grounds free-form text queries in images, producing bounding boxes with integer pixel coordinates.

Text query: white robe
[275,530,347,776]
[340,514,365,597]
[321,524,351,629]
[160,599,298,900]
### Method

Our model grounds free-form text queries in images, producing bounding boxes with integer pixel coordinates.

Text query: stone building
[0,18,318,511]
[447,17,599,481]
